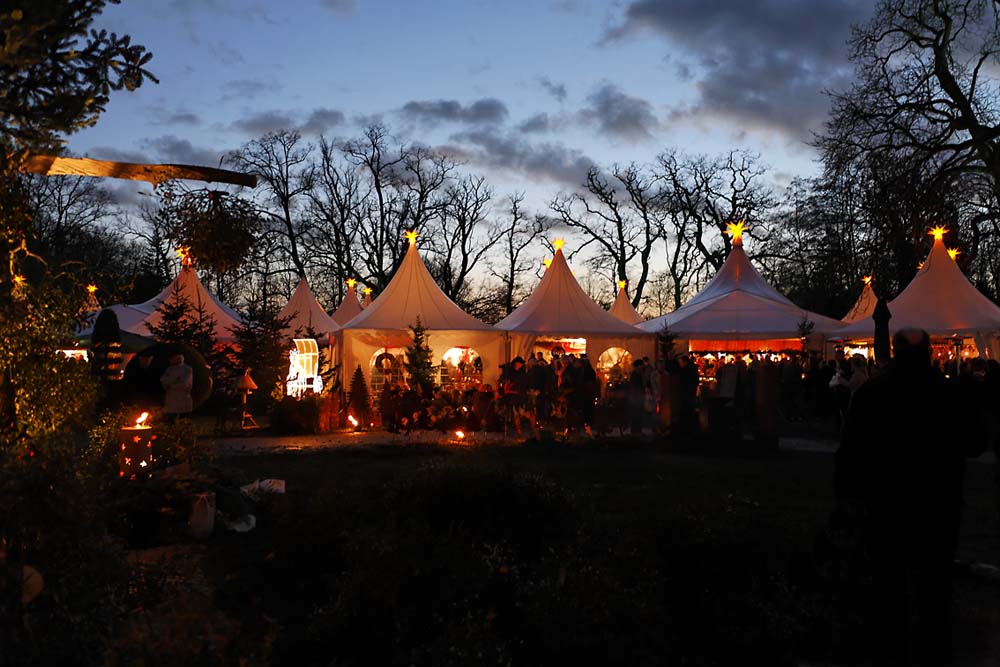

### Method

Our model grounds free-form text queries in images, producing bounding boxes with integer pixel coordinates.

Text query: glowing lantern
[455,430,466,441]
[119,412,157,480]
[552,238,565,251]
[347,414,359,429]
[929,226,948,241]
[725,220,746,245]
[947,248,961,260]
[404,230,418,246]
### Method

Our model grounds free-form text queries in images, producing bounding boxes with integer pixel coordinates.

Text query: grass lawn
[166,438,996,667]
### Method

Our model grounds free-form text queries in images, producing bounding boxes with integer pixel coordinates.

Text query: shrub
[269,395,321,435]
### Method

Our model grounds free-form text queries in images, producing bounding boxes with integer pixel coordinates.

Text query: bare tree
[426,174,502,304]
[549,163,665,306]
[488,193,551,317]
[228,130,314,278]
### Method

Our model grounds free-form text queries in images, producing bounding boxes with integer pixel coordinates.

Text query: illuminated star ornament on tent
[639,221,844,348]
[277,276,339,338]
[838,226,1000,343]
[610,280,643,325]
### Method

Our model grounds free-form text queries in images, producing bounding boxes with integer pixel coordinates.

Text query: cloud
[604,0,871,140]
[442,128,594,186]
[153,110,201,126]
[578,83,659,142]
[231,110,298,135]
[142,135,224,167]
[319,0,356,13]
[399,97,509,126]
[299,107,345,135]
[538,77,568,102]
[220,78,282,101]
[517,112,562,134]
[86,146,150,163]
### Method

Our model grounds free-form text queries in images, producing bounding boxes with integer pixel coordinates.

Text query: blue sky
[70,0,873,209]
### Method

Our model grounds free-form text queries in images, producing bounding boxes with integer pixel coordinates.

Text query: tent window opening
[596,347,633,386]
[532,337,587,360]
[287,338,324,397]
[438,347,483,389]
[370,348,405,394]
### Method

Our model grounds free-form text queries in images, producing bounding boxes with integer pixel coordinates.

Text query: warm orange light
[543,259,552,269]
[404,230,418,245]
[347,414,359,427]
[86,283,98,294]
[618,280,627,290]
[363,287,372,296]
[346,278,357,289]
[12,274,26,286]
[947,248,961,260]
[176,246,193,266]
[455,430,465,439]
[726,220,746,244]
[918,261,925,270]
[552,238,565,251]
[862,275,872,285]
[929,226,948,241]
[135,412,149,427]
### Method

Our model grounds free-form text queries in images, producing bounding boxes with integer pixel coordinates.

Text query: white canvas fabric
[278,277,340,338]
[842,281,878,323]
[639,238,843,338]
[497,248,645,335]
[82,266,243,341]
[329,283,364,326]
[609,284,644,325]
[837,236,1000,338]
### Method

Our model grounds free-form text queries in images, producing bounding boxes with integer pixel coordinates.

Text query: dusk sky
[70,0,874,208]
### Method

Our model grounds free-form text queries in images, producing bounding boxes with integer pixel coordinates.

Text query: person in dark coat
[835,328,987,666]
[627,358,649,434]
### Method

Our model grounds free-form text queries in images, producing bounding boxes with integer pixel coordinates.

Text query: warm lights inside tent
[286,338,324,397]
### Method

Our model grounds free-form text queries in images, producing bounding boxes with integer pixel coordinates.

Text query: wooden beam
[19,154,257,188]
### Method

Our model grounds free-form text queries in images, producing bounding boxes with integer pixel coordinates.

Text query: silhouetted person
[835,328,986,666]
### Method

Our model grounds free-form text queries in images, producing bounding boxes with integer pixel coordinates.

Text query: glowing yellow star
[552,239,565,251]
[404,230,418,245]
[543,259,552,269]
[726,220,746,243]
[86,284,98,294]
[618,280,627,290]
[947,248,961,260]
[929,226,948,241]
[363,287,372,295]
[176,246,193,266]
[346,278,357,289]
[862,275,872,285]
[13,274,26,286]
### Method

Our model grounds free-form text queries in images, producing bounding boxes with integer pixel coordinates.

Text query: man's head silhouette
[891,328,931,371]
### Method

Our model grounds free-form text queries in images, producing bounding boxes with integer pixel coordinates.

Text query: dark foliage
[269,395,322,435]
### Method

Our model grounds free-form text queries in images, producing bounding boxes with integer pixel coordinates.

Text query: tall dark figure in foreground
[835,329,986,666]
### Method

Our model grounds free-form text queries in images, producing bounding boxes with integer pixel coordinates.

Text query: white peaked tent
[497,245,654,360]
[337,235,503,387]
[278,277,339,338]
[82,264,243,342]
[639,224,843,351]
[330,281,364,326]
[609,282,644,325]
[837,230,1000,356]
[842,277,877,323]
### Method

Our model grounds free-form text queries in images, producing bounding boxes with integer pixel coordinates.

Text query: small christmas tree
[346,365,370,427]
[146,281,218,360]
[404,317,435,394]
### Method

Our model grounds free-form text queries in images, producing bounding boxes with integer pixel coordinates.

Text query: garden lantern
[119,411,156,479]
[237,369,259,430]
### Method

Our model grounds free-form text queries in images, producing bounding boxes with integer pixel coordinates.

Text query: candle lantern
[119,412,157,480]
[237,369,259,430]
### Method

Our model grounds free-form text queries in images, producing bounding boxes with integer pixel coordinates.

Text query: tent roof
[330,283,364,325]
[497,247,644,335]
[838,237,1000,338]
[83,266,244,341]
[341,239,493,331]
[842,280,877,323]
[278,277,339,337]
[639,238,843,337]
[609,284,644,325]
